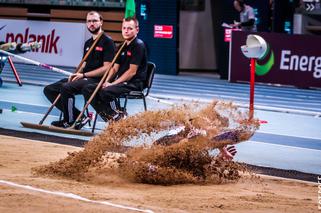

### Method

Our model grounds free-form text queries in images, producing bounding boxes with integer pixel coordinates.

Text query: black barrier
[229,31,321,89]
[137,0,178,75]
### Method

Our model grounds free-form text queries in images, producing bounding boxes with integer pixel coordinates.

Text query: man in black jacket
[43,11,115,129]
[82,17,147,122]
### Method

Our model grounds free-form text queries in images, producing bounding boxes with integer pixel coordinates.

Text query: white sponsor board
[0,19,89,67]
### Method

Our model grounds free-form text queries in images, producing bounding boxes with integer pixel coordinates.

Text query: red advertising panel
[154,25,173,39]
[229,31,321,88]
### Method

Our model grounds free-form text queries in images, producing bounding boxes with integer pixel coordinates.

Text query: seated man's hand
[102,82,113,88]
[68,73,82,82]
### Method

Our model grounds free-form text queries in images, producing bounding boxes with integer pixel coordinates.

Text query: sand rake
[21,32,106,136]
[21,40,126,136]
[70,42,126,131]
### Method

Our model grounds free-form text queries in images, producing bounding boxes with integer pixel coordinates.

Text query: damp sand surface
[0,136,317,213]
[1,101,319,213]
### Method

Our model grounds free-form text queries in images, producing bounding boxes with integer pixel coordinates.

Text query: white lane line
[0,99,50,108]
[147,96,175,105]
[248,140,321,152]
[149,94,212,104]
[149,94,321,116]
[0,108,58,117]
[0,180,154,213]
[152,85,321,104]
[256,130,321,141]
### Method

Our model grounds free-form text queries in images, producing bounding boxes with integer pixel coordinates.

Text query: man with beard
[82,17,147,122]
[43,11,115,129]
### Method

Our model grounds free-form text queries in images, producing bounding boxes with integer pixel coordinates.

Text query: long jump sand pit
[0,135,317,213]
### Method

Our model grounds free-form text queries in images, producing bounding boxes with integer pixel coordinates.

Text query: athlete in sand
[154,125,241,161]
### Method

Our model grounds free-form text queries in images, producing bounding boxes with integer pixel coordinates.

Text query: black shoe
[51,120,72,128]
[97,111,127,122]
[98,112,111,122]
[74,116,91,130]
[112,111,128,122]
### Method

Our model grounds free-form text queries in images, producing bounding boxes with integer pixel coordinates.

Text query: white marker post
[240,34,267,120]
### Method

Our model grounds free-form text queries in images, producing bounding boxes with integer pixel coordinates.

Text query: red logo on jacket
[127,51,132,56]
[96,46,103,51]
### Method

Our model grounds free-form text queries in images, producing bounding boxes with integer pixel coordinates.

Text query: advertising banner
[224,28,241,42]
[0,19,88,67]
[229,31,321,88]
[154,25,173,39]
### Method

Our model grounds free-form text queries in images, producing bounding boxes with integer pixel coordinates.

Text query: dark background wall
[272,0,300,34]
[211,0,270,79]
[136,0,178,75]
[0,0,299,77]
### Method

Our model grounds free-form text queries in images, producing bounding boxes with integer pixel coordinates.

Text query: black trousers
[82,81,142,118]
[43,77,100,123]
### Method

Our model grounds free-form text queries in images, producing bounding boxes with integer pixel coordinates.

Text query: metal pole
[249,58,256,120]
[7,56,22,86]
[0,49,71,76]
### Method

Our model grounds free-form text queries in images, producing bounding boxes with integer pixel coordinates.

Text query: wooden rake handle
[70,42,126,129]
[39,32,104,125]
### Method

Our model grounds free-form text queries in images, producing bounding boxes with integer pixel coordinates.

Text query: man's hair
[87,11,103,21]
[123,17,139,28]
[235,0,245,7]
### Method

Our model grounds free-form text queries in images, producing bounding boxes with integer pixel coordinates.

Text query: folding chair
[122,61,156,111]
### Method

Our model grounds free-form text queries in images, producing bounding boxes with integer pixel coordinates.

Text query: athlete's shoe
[111,110,128,122]
[74,116,91,130]
[218,145,237,161]
[98,110,127,122]
[51,120,72,128]
[226,145,237,156]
